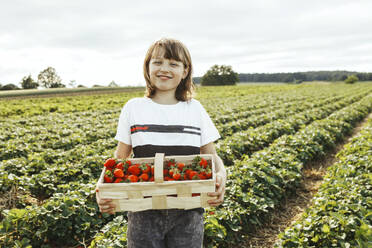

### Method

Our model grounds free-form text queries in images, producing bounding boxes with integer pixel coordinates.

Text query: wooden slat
[154,153,164,183]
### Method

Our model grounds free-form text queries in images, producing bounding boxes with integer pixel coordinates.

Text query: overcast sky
[1,0,372,87]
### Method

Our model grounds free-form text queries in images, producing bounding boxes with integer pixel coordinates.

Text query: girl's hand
[207,173,226,207]
[96,188,116,215]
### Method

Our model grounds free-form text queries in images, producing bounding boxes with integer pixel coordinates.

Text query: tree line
[194,70,372,84]
[0,67,120,91]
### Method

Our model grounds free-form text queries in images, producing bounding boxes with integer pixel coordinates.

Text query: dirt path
[241,113,372,248]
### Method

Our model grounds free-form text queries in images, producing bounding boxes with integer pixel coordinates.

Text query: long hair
[143,38,195,101]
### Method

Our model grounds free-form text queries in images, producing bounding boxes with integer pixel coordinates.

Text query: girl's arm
[114,141,133,159]
[201,142,227,207]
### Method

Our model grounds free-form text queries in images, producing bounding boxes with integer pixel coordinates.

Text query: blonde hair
[143,38,195,101]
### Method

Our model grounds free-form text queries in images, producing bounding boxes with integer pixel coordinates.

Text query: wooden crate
[96,153,217,212]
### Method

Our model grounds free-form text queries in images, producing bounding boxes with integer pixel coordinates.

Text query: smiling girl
[96,38,227,248]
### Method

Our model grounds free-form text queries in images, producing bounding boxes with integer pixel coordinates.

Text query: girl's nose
[160,63,171,72]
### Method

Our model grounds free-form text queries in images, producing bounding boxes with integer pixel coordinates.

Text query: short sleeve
[114,103,132,145]
[199,104,221,146]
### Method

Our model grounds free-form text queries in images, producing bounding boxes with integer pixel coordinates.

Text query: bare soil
[241,113,372,248]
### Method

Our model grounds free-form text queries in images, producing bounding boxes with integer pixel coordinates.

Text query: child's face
[148,49,188,94]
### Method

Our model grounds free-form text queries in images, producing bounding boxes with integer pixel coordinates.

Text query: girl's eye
[153,61,161,65]
[171,63,178,66]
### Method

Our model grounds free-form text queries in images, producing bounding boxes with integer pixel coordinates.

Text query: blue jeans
[127,208,204,248]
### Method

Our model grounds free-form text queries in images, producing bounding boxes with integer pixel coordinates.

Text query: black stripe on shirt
[133,144,200,158]
[130,124,201,136]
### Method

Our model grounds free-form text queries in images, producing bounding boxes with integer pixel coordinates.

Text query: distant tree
[201,65,239,86]
[0,84,20,91]
[20,75,39,89]
[92,84,104,87]
[69,80,76,88]
[344,75,358,84]
[108,80,119,87]
[38,67,65,88]
[77,84,86,88]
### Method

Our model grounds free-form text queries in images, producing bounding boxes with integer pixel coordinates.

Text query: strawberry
[114,168,124,178]
[198,173,207,180]
[114,178,123,183]
[116,162,124,170]
[173,173,181,180]
[200,158,208,168]
[104,175,113,183]
[139,173,149,181]
[177,162,185,171]
[188,170,198,180]
[104,158,116,169]
[128,165,141,176]
[149,176,154,181]
[125,160,132,166]
[128,175,138,182]
[140,163,151,174]
[167,159,176,168]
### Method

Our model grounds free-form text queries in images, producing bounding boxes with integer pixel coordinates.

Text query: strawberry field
[0,83,371,247]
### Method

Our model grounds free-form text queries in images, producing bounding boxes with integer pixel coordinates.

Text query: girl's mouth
[158,75,172,80]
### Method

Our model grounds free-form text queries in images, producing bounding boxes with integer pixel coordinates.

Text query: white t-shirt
[114,97,220,158]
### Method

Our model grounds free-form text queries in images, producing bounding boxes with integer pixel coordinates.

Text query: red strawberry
[140,163,151,174]
[139,173,149,181]
[177,162,185,171]
[188,170,198,180]
[104,158,116,169]
[151,165,154,175]
[114,178,123,183]
[128,175,138,182]
[206,171,212,179]
[198,173,207,180]
[125,160,132,167]
[114,168,124,178]
[104,175,113,183]
[200,158,208,168]
[128,165,141,176]
[167,159,176,168]
[116,162,124,170]
[173,173,181,180]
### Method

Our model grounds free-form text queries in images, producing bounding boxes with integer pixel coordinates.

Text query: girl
[96,38,227,248]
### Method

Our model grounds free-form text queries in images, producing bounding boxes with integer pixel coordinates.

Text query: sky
[1,0,372,87]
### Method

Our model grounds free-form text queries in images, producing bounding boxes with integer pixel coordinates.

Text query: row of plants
[217,90,363,137]
[217,91,370,165]
[275,118,372,247]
